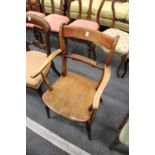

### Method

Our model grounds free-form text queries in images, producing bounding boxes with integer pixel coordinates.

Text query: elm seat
[26,51,51,89]
[26,11,45,28]
[102,28,129,55]
[44,14,70,32]
[69,19,99,30]
[42,72,97,122]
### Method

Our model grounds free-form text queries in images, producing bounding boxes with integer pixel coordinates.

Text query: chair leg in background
[45,105,50,119]
[33,28,43,44]
[121,58,129,78]
[26,42,30,51]
[87,42,96,60]
[109,137,120,150]
[37,86,43,96]
[51,62,61,76]
[91,43,96,60]
[100,97,103,103]
[117,55,127,77]
[85,121,92,140]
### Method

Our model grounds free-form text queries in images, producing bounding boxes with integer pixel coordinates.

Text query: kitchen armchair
[31,24,119,140]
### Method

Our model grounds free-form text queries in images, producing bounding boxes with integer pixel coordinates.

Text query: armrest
[31,49,62,78]
[92,65,111,109]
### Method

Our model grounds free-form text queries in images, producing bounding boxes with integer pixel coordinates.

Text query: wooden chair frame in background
[110,0,129,77]
[26,0,45,43]
[66,0,105,60]
[110,112,129,149]
[41,0,64,15]
[26,14,61,90]
[40,0,70,49]
[31,24,119,140]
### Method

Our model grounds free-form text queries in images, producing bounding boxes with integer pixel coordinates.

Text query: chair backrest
[41,0,64,15]
[26,14,51,55]
[59,24,119,83]
[98,0,129,28]
[67,0,104,25]
[111,0,129,28]
[26,0,41,12]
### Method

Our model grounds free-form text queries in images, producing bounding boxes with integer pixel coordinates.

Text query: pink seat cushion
[26,23,34,28]
[69,19,99,30]
[26,11,45,28]
[27,11,45,18]
[44,14,70,32]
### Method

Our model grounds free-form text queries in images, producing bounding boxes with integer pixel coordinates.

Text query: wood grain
[42,72,97,122]
[62,25,116,50]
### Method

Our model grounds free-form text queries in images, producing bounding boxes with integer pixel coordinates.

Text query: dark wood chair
[110,112,129,149]
[26,0,46,46]
[26,0,46,28]
[26,0,41,12]
[66,0,105,60]
[121,54,129,78]
[26,14,61,93]
[31,24,119,140]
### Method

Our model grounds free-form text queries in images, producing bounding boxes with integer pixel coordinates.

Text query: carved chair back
[98,0,129,28]
[67,0,104,25]
[41,0,64,15]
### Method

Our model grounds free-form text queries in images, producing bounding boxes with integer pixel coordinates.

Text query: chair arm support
[92,66,111,109]
[31,49,62,78]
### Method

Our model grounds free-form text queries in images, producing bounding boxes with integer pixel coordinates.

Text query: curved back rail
[59,24,119,77]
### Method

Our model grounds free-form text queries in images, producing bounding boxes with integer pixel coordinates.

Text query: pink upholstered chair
[67,0,104,59]
[40,0,70,46]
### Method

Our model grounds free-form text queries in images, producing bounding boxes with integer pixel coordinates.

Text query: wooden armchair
[26,14,61,92]
[31,24,119,140]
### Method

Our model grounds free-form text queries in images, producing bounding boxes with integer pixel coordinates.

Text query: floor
[26,29,129,155]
